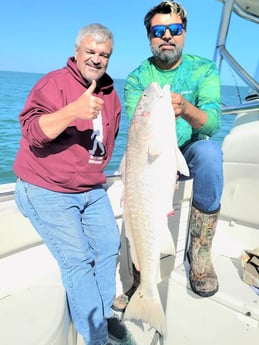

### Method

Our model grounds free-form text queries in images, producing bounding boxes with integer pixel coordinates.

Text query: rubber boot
[112,263,140,312]
[188,205,219,297]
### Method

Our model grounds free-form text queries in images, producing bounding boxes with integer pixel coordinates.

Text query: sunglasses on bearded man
[150,23,184,38]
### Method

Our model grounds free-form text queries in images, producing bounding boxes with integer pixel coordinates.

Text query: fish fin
[120,190,125,208]
[175,147,190,176]
[123,208,141,271]
[160,226,175,256]
[124,285,167,336]
[167,209,175,217]
[148,141,161,161]
[118,154,126,206]
[128,232,141,270]
[129,244,140,272]
[162,84,171,93]
[118,153,126,183]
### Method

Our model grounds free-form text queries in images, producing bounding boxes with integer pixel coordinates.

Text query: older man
[14,23,125,345]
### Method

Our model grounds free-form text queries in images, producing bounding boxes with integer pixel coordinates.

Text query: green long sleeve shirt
[124,54,221,147]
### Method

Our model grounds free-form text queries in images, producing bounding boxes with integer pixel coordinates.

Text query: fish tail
[123,285,167,336]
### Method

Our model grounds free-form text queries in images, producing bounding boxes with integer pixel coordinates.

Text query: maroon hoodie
[13,57,121,192]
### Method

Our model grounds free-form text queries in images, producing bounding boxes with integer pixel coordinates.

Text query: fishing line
[228,67,242,104]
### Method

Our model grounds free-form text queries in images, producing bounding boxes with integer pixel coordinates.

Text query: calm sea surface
[0,70,249,184]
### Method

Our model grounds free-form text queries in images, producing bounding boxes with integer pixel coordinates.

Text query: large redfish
[121,82,189,336]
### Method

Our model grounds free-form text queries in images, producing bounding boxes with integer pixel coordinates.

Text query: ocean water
[0,70,249,184]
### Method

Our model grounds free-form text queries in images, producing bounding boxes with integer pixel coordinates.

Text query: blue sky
[0,0,258,85]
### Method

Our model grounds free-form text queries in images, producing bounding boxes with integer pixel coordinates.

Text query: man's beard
[151,44,182,65]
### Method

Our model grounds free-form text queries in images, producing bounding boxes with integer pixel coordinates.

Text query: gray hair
[75,23,114,49]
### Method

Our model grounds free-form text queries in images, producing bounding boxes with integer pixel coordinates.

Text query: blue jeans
[180,140,223,213]
[15,179,120,345]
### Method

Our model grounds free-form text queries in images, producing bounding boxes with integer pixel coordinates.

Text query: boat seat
[212,111,259,257]
[220,112,259,227]
[0,245,76,345]
[0,285,76,345]
[0,200,77,345]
